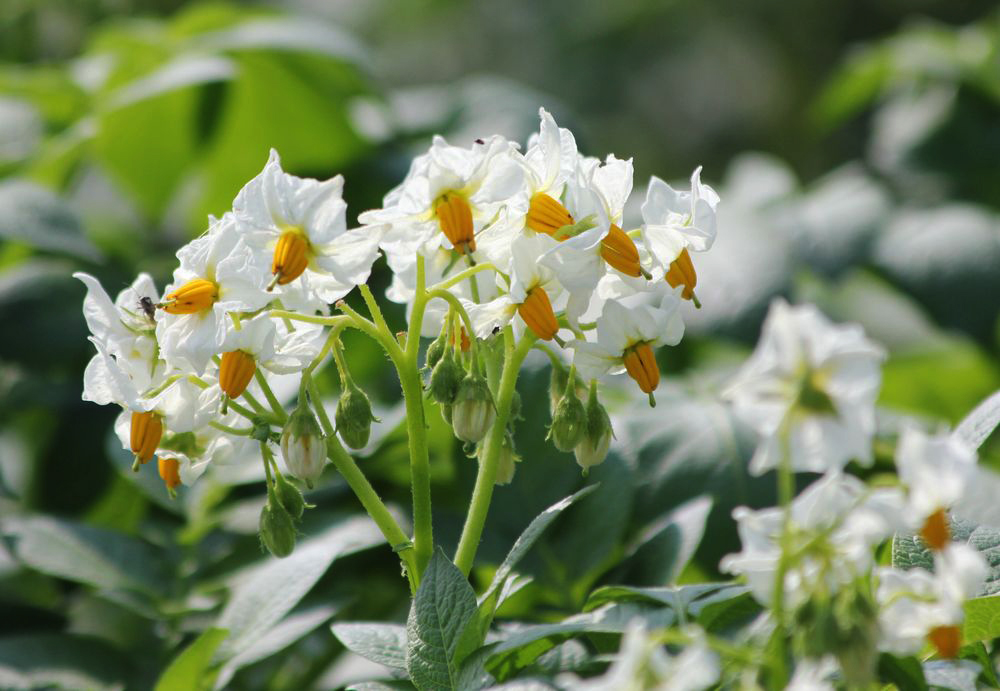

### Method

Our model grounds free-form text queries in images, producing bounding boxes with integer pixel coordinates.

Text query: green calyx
[273,474,306,520]
[548,375,587,452]
[428,349,463,405]
[452,371,496,443]
[335,381,380,450]
[259,499,296,558]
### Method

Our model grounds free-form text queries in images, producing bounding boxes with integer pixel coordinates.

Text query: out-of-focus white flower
[156,214,272,373]
[787,656,838,691]
[877,544,986,657]
[233,149,383,302]
[573,622,720,691]
[894,426,977,551]
[721,473,904,609]
[725,299,886,476]
[571,292,684,402]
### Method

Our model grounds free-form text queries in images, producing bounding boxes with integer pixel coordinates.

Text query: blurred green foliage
[1,0,999,688]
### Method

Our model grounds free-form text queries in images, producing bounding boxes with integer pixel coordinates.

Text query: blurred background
[1,1,999,688]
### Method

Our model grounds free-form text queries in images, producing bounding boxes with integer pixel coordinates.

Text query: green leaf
[621,496,712,585]
[962,596,1000,643]
[0,634,129,691]
[215,514,383,662]
[485,603,674,682]
[155,628,228,691]
[810,45,889,129]
[583,583,731,612]
[892,517,1000,596]
[2,515,168,595]
[476,485,599,637]
[877,653,928,691]
[954,390,1000,450]
[0,180,99,261]
[406,549,479,691]
[332,622,407,670]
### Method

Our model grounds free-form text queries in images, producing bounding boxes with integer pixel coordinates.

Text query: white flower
[721,473,903,609]
[640,167,720,269]
[156,214,272,374]
[233,149,383,302]
[787,656,838,691]
[571,292,684,400]
[573,622,719,691]
[876,544,986,656]
[725,299,886,476]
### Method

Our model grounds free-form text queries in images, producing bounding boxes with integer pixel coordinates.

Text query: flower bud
[280,405,326,487]
[548,365,583,417]
[494,433,520,486]
[452,372,496,443]
[335,381,379,450]
[429,350,463,405]
[259,501,296,558]
[274,474,306,520]
[425,331,447,371]
[548,379,586,452]
[574,383,613,472]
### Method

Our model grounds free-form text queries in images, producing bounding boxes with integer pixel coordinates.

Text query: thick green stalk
[453,330,535,576]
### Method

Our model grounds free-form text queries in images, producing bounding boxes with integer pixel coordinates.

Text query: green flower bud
[548,364,584,417]
[548,378,586,452]
[425,331,447,371]
[259,501,296,558]
[273,474,305,520]
[429,350,463,405]
[574,383,613,472]
[452,371,496,443]
[494,432,520,485]
[335,381,379,450]
[440,403,453,425]
[280,404,326,488]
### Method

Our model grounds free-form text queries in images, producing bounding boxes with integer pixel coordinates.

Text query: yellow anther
[666,248,699,305]
[920,508,950,552]
[130,410,162,463]
[928,625,961,659]
[160,279,218,315]
[600,224,646,278]
[622,342,659,396]
[270,229,311,290]
[220,350,257,400]
[158,457,181,493]
[450,325,471,353]
[526,193,574,236]
[517,286,559,341]
[435,192,475,254]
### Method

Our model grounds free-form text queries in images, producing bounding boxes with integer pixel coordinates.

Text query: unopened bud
[280,405,326,487]
[425,331,447,371]
[429,350,463,405]
[574,383,613,472]
[274,474,306,520]
[548,378,586,452]
[259,501,296,558]
[548,365,583,417]
[494,433,520,485]
[336,381,379,450]
[452,372,496,443]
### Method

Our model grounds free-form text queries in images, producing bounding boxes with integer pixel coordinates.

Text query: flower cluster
[722,299,989,685]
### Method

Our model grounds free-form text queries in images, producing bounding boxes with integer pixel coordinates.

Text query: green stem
[241,390,269,416]
[453,329,535,576]
[225,398,261,422]
[426,289,478,359]
[254,368,287,423]
[430,261,505,292]
[360,284,392,336]
[770,420,794,688]
[209,421,252,436]
[309,378,419,594]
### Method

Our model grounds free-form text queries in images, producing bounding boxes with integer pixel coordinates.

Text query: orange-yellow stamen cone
[220,350,257,400]
[622,343,659,403]
[270,229,310,290]
[160,279,218,315]
[600,224,647,278]
[158,457,181,494]
[666,248,700,306]
[435,193,475,254]
[517,286,559,341]
[130,411,162,464]
[920,508,950,552]
[450,325,471,353]
[928,625,961,659]
[526,193,574,236]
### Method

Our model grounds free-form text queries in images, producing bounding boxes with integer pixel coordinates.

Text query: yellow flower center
[220,350,257,399]
[600,224,644,278]
[435,192,475,254]
[130,410,162,463]
[526,192,574,236]
[517,286,559,341]
[158,457,181,491]
[665,248,699,304]
[920,508,950,552]
[927,625,961,659]
[622,342,659,395]
[270,228,311,290]
[160,279,218,315]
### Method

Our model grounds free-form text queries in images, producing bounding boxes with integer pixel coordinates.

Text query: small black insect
[138,296,157,322]
[474,138,485,145]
